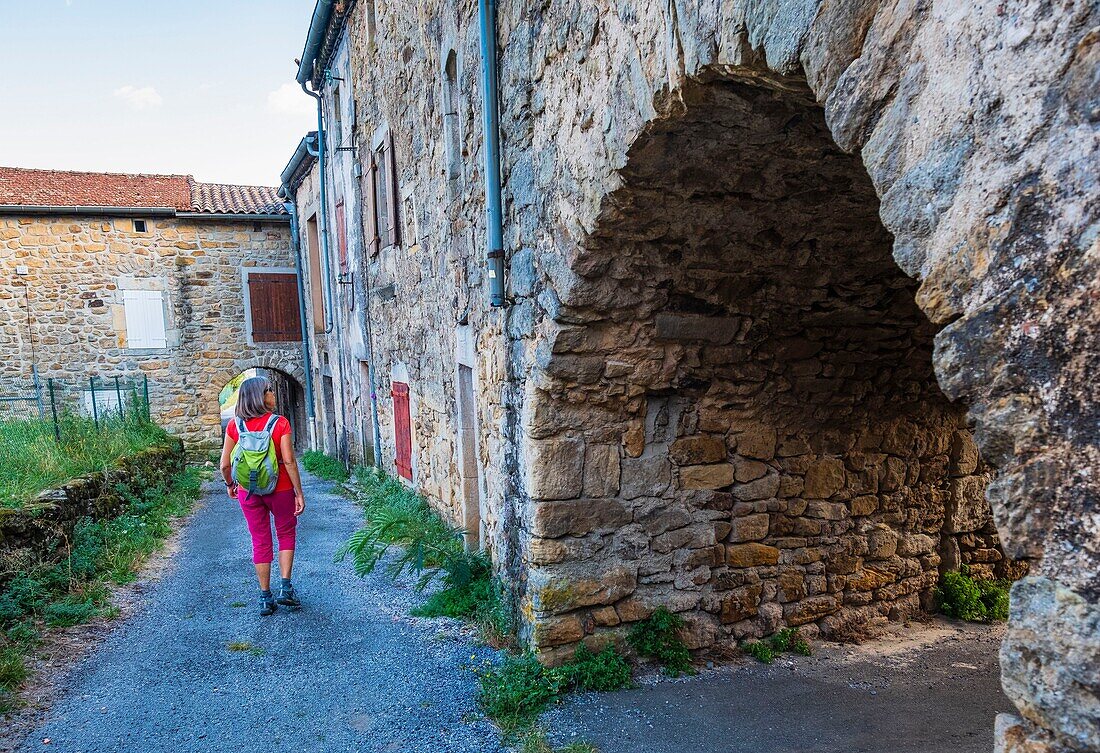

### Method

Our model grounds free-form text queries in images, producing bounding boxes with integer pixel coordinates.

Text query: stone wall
[0,215,304,447]
[332,1,1097,749]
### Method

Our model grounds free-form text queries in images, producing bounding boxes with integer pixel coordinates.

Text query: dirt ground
[544,618,1011,753]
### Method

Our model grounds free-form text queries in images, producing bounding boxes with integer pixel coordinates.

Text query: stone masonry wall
[339,2,1098,749]
[0,215,302,447]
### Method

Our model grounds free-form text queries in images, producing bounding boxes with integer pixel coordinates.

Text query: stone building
[288,2,1098,750]
[0,167,305,447]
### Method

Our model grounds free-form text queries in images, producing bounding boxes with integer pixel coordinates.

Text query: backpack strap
[262,413,280,434]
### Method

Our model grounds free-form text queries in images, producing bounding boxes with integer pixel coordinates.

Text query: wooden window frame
[241,267,304,346]
[392,381,413,480]
[367,125,400,257]
[335,199,348,275]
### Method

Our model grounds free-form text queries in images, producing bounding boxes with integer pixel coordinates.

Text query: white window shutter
[123,290,167,349]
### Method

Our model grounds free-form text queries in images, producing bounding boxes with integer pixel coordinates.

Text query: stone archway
[518,45,1097,749]
[205,358,308,450]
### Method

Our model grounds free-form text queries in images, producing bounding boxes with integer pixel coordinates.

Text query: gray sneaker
[260,593,277,616]
[277,585,301,610]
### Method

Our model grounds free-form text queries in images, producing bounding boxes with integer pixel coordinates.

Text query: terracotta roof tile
[0,166,190,210]
[187,179,286,215]
[0,167,287,216]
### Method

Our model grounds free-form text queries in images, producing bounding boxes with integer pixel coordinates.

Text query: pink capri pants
[238,488,297,564]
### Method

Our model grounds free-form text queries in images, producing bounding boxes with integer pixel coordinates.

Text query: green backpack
[231,415,281,498]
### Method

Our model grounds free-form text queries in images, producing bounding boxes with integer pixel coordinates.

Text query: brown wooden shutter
[248,273,302,342]
[365,149,380,256]
[335,200,348,273]
[386,130,400,248]
[392,381,412,480]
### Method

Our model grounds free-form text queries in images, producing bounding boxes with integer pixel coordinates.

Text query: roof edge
[296,0,337,85]
[0,205,178,217]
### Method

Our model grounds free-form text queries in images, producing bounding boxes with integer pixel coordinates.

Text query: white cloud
[113,85,163,110]
[266,82,313,117]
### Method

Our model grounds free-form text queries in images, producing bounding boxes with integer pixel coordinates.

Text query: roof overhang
[296,0,337,86]
[279,132,319,197]
[0,205,288,221]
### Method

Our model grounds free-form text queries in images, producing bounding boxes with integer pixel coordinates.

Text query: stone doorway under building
[218,367,306,451]
[525,71,1026,662]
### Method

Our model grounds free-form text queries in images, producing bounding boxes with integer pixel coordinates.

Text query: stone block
[950,431,980,476]
[670,434,726,465]
[778,570,806,602]
[730,513,770,542]
[945,476,990,533]
[533,614,585,647]
[733,457,768,482]
[850,494,878,516]
[783,595,840,626]
[591,606,620,627]
[654,313,741,344]
[897,533,936,557]
[531,498,631,538]
[734,425,777,460]
[867,526,899,560]
[530,566,637,615]
[619,455,671,499]
[525,437,585,500]
[726,543,780,567]
[731,472,780,501]
[720,584,763,623]
[806,500,848,520]
[680,463,734,490]
[804,457,846,498]
[582,443,621,497]
[653,523,715,553]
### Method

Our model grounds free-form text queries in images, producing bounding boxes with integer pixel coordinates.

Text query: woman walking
[220,376,306,615]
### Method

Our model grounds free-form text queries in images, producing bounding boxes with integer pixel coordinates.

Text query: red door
[392,382,412,480]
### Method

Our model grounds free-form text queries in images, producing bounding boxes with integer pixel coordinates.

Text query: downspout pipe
[281,197,318,450]
[478,0,507,308]
[301,92,337,335]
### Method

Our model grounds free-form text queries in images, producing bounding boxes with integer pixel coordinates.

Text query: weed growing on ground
[519,726,601,753]
[301,450,350,483]
[0,416,169,509]
[338,466,515,645]
[229,601,247,608]
[936,567,1010,623]
[742,627,812,664]
[627,607,694,676]
[477,646,633,739]
[0,466,202,706]
[227,641,264,656]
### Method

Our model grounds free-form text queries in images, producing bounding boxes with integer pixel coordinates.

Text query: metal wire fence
[0,374,152,440]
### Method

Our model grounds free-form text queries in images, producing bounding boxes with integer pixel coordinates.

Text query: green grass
[0,466,202,709]
[226,641,264,656]
[0,416,170,509]
[301,451,349,482]
[937,567,1011,623]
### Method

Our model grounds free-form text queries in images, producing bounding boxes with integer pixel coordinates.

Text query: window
[335,200,348,274]
[392,381,412,480]
[133,219,148,233]
[442,50,462,182]
[306,215,326,332]
[252,221,263,233]
[122,290,167,349]
[244,271,303,343]
[368,128,399,254]
[331,84,343,146]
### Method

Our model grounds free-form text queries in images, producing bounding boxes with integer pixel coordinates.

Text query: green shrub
[742,628,812,663]
[937,567,1011,623]
[43,596,99,627]
[743,640,775,663]
[551,644,633,692]
[478,654,565,736]
[302,451,349,482]
[627,607,693,676]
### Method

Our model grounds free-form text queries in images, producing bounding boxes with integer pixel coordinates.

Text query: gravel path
[14,471,504,753]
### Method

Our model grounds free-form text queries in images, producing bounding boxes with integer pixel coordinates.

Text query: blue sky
[0,0,318,186]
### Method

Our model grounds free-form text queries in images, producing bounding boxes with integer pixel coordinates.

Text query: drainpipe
[281,198,318,449]
[478,0,507,308]
[302,88,337,335]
